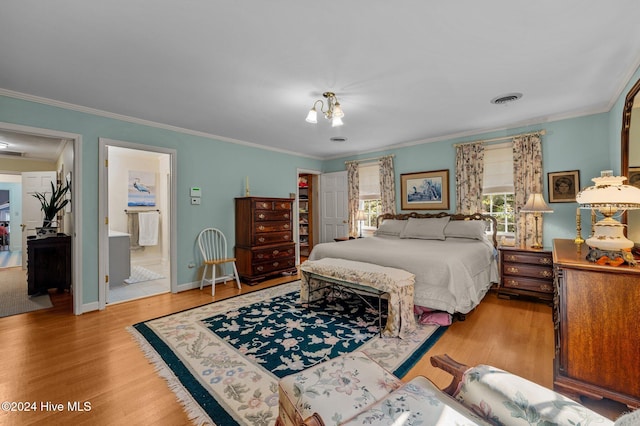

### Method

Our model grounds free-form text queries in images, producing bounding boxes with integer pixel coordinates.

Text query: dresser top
[552,238,640,274]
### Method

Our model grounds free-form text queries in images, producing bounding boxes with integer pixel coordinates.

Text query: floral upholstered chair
[431,354,614,426]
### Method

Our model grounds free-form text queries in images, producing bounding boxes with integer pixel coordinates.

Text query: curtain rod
[453,130,546,148]
[344,154,395,165]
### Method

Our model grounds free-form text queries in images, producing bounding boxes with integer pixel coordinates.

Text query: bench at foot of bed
[300,258,416,338]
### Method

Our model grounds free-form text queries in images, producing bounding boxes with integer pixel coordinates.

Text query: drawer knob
[540,270,553,278]
[506,266,519,274]
[280,203,287,208]
[257,254,264,259]
[261,203,269,208]
[258,225,265,231]
[539,258,552,265]
[284,224,290,229]
[257,266,264,272]
[540,284,553,292]
[284,213,290,219]
[258,213,265,219]
[273,262,279,267]
[273,250,279,255]
[258,237,265,243]
[506,255,517,261]
[283,235,289,240]
[506,279,519,286]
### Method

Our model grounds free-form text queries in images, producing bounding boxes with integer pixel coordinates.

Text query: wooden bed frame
[376,211,499,248]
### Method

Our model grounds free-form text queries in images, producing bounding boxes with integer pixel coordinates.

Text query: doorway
[0,188,18,266]
[98,138,177,308]
[296,169,320,264]
[0,122,81,314]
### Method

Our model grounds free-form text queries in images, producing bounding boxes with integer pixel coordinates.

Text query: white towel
[138,211,159,246]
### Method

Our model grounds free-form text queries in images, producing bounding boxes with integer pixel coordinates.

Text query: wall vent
[0,150,25,157]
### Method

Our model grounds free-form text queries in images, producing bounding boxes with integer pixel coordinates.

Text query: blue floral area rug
[128,281,447,426]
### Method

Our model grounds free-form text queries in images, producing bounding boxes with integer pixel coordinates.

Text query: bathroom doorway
[98,139,177,307]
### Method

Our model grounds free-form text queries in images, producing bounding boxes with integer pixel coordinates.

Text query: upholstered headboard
[376,212,498,248]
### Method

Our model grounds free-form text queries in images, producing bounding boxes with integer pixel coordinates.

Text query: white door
[320,171,349,243]
[21,171,57,268]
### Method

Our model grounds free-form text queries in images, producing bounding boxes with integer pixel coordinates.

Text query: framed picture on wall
[628,167,640,189]
[548,170,580,203]
[400,169,449,210]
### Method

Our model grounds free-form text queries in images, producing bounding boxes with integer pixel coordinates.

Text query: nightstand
[498,245,553,304]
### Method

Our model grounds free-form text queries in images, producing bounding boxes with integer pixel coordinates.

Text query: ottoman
[277,351,401,426]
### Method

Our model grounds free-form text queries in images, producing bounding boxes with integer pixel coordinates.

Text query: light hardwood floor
[0,270,628,425]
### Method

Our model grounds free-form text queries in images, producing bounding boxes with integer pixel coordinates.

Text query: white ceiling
[1,1,640,159]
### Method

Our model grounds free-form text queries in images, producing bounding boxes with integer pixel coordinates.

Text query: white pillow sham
[444,220,487,241]
[399,216,450,240]
[374,219,407,237]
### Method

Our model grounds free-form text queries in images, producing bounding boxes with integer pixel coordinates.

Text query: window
[482,143,515,235]
[358,163,381,232]
[482,193,515,233]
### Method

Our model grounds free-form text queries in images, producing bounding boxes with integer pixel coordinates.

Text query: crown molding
[0,88,323,160]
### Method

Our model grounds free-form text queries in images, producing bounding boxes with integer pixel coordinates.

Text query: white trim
[0,88,323,160]
[0,121,83,315]
[98,138,178,310]
[82,302,100,313]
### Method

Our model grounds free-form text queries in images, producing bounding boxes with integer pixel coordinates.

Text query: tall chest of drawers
[498,246,554,304]
[235,197,297,284]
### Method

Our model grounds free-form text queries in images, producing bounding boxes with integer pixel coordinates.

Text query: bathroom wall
[108,146,169,264]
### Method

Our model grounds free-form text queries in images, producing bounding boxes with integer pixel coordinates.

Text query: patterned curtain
[455,143,485,214]
[346,161,359,237]
[512,134,543,247]
[378,155,396,215]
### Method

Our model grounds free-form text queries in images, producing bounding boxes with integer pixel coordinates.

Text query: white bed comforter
[308,235,498,314]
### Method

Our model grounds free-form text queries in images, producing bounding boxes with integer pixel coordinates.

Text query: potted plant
[32,179,70,238]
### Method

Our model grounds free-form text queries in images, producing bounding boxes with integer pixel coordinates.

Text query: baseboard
[82,301,100,313]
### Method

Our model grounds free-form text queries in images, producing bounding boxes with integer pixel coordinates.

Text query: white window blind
[483,142,514,194]
[359,162,380,200]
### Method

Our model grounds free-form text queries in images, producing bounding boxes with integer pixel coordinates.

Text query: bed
[307,212,499,315]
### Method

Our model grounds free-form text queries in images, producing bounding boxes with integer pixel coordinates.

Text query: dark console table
[27,234,71,295]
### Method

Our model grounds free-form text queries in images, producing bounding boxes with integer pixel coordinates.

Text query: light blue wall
[324,64,640,248]
[1,63,639,306]
[0,95,323,305]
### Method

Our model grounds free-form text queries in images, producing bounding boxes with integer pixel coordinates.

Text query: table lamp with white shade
[520,193,553,249]
[576,170,640,254]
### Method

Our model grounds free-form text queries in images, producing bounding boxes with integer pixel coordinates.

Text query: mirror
[621,78,640,244]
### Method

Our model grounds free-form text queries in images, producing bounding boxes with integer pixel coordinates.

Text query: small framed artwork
[400,169,449,210]
[628,167,640,189]
[548,170,580,203]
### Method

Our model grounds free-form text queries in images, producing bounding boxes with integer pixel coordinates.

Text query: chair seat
[204,257,237,265]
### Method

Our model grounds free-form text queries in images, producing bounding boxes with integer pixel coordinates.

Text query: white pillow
[444,220,486,240]
[374,219,407,237]
[399,217,450,240]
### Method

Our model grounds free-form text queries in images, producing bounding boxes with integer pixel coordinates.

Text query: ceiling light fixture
[0,142,8,149]
[305,92,344,127]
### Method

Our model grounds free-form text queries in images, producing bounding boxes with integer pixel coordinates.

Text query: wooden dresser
[235,197,297,284]
[553,239,640,409]
[498,246,554,304]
